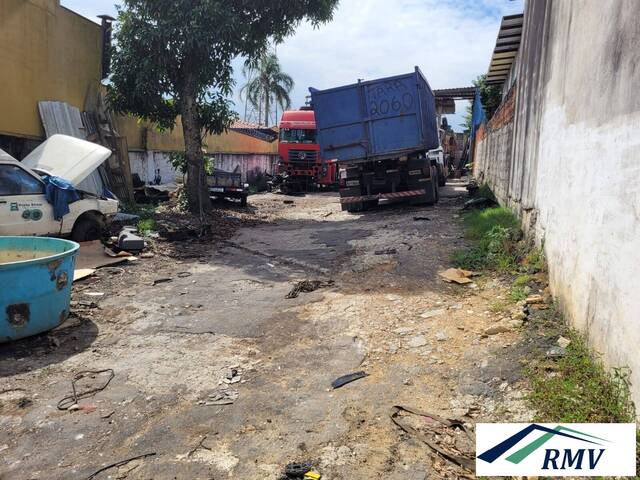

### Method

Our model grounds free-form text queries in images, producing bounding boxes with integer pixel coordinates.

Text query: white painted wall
[129,151,180,185]
[475,0,640,405]
[532,0,640,405]
[129,150,278,185]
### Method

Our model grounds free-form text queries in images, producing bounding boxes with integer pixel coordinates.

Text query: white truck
[0,135,118,241]
[427,147,447,187]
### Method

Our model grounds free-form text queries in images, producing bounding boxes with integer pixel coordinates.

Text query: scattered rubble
[407,335,429,348]
[557,336,571,348]
[483,325,511,336]
[546,345,566,358]
[201,388,239,406]
[420,308,445,319]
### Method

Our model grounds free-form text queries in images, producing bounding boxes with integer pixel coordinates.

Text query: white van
[0,135,118,241]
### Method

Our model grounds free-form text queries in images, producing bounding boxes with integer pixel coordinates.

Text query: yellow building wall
[1,0,277,155]
[0,0,103,139]
[113,115,278,155]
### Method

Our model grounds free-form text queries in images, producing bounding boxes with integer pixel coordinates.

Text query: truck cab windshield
[280,128,316,144]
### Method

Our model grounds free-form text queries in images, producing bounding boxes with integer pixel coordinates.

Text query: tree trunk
[264,92,270,127]
[181,80,210,215]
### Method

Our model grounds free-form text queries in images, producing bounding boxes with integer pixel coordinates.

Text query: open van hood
[22,135,112,185]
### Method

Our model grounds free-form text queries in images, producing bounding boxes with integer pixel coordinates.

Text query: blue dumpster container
[1,236,79,342]
[310,67,439,164]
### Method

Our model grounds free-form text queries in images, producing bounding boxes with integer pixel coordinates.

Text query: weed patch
[453,209,523,272]
[461,207,519,241]
[521,306,638,470]
[525,308,635,424]
[122,202,158,234]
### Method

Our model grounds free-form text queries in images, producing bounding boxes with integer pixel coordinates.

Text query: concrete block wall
[475,0,640,406]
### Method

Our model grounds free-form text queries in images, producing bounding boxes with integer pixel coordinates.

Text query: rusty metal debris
[331,371,368,389]
[57,369,115,411]
[286,280,334,299]
[374,248,397,255]
[390,405,474,472]
[86,452,156,480]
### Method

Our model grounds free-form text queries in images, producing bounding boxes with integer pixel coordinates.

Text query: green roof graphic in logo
[505,426,608,464]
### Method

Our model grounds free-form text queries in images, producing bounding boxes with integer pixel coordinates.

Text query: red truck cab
[278,108,336,189]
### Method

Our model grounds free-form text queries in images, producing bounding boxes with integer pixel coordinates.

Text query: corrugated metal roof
[486,13,524,86]
[230,120,278,143]
[433,87,476,100]
[433,87,475,114]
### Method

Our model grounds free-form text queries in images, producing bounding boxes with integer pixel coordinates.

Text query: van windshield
[280,129,316,144]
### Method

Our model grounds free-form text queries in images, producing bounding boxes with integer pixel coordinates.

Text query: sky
[61,0,523,131]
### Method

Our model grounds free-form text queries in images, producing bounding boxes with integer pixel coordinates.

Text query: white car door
[0,163,59,236]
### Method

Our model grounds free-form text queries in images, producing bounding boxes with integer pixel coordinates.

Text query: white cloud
[62,0,523,131]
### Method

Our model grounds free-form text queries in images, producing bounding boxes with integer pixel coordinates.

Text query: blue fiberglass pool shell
[0,236,79,342]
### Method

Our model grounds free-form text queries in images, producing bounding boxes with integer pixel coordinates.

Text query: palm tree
[241,53,294,125]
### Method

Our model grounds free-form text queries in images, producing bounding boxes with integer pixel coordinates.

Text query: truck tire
[437,165,447,187]
[363,199,379,210]
[346,202,364,213]
[432,166,440,203]
[71,214,104,242]
[240,195,248,207]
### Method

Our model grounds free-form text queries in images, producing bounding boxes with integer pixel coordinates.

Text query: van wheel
[71,215,104,242]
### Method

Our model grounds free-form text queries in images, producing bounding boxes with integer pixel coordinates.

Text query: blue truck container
[310,67,439,164]
[310,67,441,212]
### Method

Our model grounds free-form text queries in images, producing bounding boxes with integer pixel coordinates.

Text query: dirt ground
[1,180,536,479]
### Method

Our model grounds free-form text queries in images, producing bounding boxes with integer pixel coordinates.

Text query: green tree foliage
[462,74,503,129]
[241,52,294,125]
[108,0,338,213]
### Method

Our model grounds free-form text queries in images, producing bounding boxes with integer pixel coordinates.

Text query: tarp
[42,175,80,221]
[469,89,487,163]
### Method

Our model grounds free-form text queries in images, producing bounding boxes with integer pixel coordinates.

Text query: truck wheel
[346,202,364,213]
[363,200,379,210]
[240,195,247,207]
[432,166,440,203]
[71,214,104,242]
[437,165,446,187]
